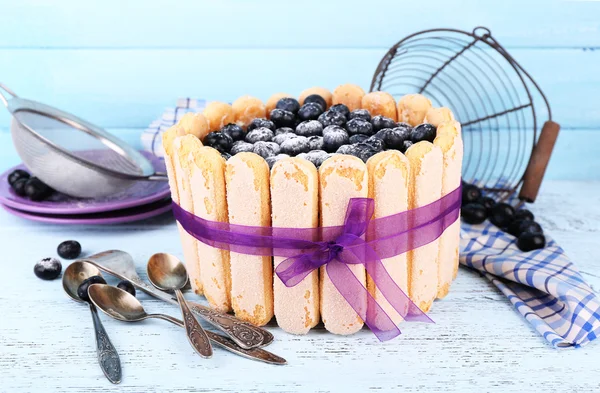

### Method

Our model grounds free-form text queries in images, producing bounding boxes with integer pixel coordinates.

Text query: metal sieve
[1,83,167,198]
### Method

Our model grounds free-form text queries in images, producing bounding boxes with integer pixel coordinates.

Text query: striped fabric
[461,221,600,348]
[143,98,600,348]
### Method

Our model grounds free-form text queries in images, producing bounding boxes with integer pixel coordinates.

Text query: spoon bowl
[88,283,147,322]
[62,261,103,303]
[147,253,188,291]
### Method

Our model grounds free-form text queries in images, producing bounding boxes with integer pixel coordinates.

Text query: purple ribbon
[172,185,461,341]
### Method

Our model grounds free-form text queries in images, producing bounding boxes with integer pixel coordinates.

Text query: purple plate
[0,151,170,215]
[1,198,173,225]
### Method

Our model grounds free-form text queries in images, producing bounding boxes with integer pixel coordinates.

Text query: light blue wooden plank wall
[0,0,599,179]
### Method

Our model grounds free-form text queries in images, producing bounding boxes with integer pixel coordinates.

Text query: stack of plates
[0,153,172,225]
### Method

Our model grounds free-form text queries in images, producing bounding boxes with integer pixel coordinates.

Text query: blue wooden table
[0,1,599,392]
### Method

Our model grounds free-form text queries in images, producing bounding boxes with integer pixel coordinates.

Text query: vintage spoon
[146,253,213,358]
[83,250,273,349]
[62,261,122,384]
[88,284,286,365]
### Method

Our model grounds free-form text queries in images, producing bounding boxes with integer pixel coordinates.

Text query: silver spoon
[146,253,213,358]
[83,250,272,349]
[62,261,122,384]
[88,284,286,365]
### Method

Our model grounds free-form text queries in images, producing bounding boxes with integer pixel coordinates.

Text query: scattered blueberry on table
[460,182,546,251]
[77,276,107,302]
[57,240,82,260]
[34,258,62,280]
[117,280,136,297]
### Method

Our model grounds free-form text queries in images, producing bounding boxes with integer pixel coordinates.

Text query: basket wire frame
[370,27,554,201]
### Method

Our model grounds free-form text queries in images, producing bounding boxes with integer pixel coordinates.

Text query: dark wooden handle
[518,120,560,202]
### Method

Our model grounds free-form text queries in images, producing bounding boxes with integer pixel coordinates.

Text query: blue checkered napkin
[460,221,600,348]
[141,98,206,157]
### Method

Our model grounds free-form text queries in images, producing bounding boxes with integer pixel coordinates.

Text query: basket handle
[518,120,560,202]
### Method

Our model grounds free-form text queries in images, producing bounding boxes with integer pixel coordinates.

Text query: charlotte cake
[168,86,462,333]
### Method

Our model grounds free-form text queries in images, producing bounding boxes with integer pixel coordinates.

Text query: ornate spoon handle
[89,304,122,384]
[174,289,213,358]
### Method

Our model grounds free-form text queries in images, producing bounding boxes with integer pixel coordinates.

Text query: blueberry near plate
[77,275,107,302]
[57,240,82,260]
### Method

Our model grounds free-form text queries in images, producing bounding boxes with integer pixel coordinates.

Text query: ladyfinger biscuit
[332,84,366,112]
[405,141,443,313]
[172,135,205,295]
[434,121,463,286]
[266,93,292,117]
[203,101,235,132]
[232,96,267,129]
[366,151,410,324]
[397,94,432,126]
[225,153,274,325]
[361,91,398,121]
[424,107,455,128]
[186,142,232,312]
[319,155,368,335]
[178,112,210,141]
[299,87,332,108]
[271,158,320,334]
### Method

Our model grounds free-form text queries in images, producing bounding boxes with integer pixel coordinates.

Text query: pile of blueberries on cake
[202,95,436,168]
[461,182,546,252]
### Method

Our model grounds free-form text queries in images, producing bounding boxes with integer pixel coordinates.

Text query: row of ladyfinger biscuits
[162,92,462,335]
[168,85,453,147]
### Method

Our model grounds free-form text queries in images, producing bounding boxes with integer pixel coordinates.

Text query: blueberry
[266,154,291,169]
[280,136,311,156]
[276,97,300,114]
[34,257,62,280]
[221,152,232,160]
[517,232,546,252]
[117,280,136,297]
[247,118,276,133]
[253,141,281,159]
[508,219,542,237]
[8,169,30,187]
[304,94,327,111]
[322,126,350,152]
[57,240,82,259]
[12,178,28,197]
[371,116,396,132]
[270,109,296,128]
[489,203,515,228]
[411,123,437,143]
[296,120,323,137]
[376,127,410,150]
[346,118,374,136]
[396,122,412,130]
[245,127,274,143]
[461,203,487,225]
[24,177,52,201]
[221,123,245,141]
[514,209,534,221]
[298,150,331,168]
[336,144,357,155]
[230,140,254,155]
[318,110,347,127]
[329,104,350,118]
[297,103,324,121]
[349,109,371,122]
[203,132,233,153]
[477,196,496,212]
[363,136,385,152]
[307,136,324,151]
[354,144,379,162]
[349,134,369,144]
[77,275,107,302]
[273,132,298,145]
[401,140,413,153]
[462,184,482,206]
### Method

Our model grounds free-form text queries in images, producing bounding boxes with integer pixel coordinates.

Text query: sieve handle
[147,172,169,182]
[0,83,18,107]
[518,120,560,203]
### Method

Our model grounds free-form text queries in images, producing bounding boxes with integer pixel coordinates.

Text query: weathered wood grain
[0,180,598,392]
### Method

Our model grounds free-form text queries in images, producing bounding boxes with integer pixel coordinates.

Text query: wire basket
[370,27,560,203]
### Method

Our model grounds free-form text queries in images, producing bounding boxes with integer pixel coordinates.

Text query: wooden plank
[0,180,598,392]
[1,0,599,48]
[0,48,598,129]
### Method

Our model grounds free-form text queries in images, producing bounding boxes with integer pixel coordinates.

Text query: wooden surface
[0,179,599,393]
